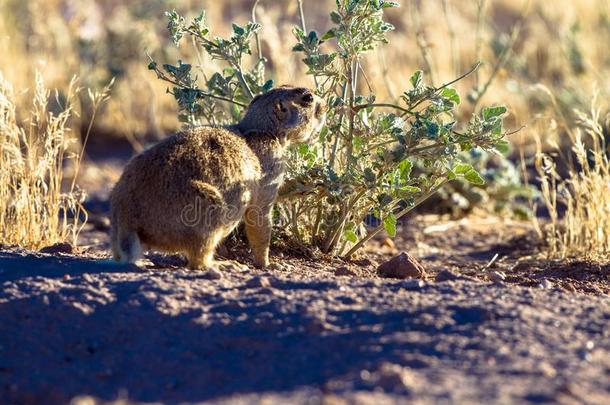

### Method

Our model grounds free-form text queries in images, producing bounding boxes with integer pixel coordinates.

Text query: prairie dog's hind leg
[186,227,234,270]
[112,228,142,264]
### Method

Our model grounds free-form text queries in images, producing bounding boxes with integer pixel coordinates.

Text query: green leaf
[453,163,473,174]
[262,79,274,92]
[409,70,423,88]
[364,168,376,184]
[402,186,421,193]
[398,159,412,180]
[292,43,305,52]
[344,230,358,243]
[232,23,245,36]
[494,139,511,154]
[307,31,319,45]
[464,169,486,185]
[482,105,507,120]
[383,213,397,237]
[321,29,337,41]
[440,87,461,105]
[378,193,393,207]
[331,11,342,24]
[381,1,400,8]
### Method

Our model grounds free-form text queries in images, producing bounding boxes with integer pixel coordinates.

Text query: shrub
[150,0,509,257]
[0,72,111,249]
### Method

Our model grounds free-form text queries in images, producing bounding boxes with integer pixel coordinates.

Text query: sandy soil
[1,211,610,404]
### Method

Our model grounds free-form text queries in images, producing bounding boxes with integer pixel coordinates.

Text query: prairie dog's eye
[302,93,314,104]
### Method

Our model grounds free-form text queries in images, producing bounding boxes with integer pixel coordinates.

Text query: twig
[411,0,437,86]
[148,56,248,107]
[297,0,307,32]
[474,0,487,89]
[481,253,500,271]
[441,0,460,76]
[472,21,523,111]
[344,181,447,258]
[252,0,264,61]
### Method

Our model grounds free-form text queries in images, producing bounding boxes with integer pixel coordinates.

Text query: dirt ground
[1,203,610,404]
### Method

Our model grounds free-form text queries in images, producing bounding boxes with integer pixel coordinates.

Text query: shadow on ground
[2,249,609,404]
[0,252,486,403]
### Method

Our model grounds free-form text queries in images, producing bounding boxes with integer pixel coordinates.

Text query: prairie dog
[110,86,326,270]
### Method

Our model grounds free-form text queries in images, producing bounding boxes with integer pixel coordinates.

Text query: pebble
[202,269,222,280]
[435,269,461,282]
[539,279,554,289]
[562,283,577,293]
[335,266,356,277]
[489,271,506,283]
[377,252,426,280]
[39,242,73,255]
[403,279,426,290]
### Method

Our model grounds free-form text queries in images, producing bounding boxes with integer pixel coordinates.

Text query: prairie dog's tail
[111,224,142,264]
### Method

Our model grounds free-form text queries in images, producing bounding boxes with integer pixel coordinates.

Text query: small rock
[435,269,461,282]
[362,362,414,393]
[381,238,396,250]
[40,242,73,255]
[268,263,285,271]
[377,252,426,280]
[335,266,356,277]
[562,283,577,293]
[489,271,506,283]
[202,268,222,280]
[245,276,271,288]
[403,279,426,290]
[539,279,553,289]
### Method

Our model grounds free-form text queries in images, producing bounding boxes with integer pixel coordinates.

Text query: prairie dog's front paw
[253,257,270,269]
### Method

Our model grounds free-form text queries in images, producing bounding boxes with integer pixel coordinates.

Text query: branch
[344,181,447,258]
[148,56,248,108]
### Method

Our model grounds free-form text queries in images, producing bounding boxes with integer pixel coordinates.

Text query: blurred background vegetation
[2,0,608,143]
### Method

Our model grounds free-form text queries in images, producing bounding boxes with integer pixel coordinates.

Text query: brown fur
[110,86,326,270]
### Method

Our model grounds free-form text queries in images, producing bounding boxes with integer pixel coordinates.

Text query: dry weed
[0,72,111,249]
[534,91,610,260]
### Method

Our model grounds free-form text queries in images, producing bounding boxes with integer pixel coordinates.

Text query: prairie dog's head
[238,86,327,144]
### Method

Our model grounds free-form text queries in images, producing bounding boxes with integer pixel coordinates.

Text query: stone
[489,271,506,283]
[381,238,396,250]
[335,266,356,277]
[435,269,461,282]
[539,279,554,289]
[377,252,426,280]
[202,268,222,280]
[39,242,73,255]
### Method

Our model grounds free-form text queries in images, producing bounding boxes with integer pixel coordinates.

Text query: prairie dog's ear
[276,99,299,128]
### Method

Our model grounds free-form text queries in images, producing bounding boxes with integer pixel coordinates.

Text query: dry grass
[0,72,111,249]
[534,90,610,260]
